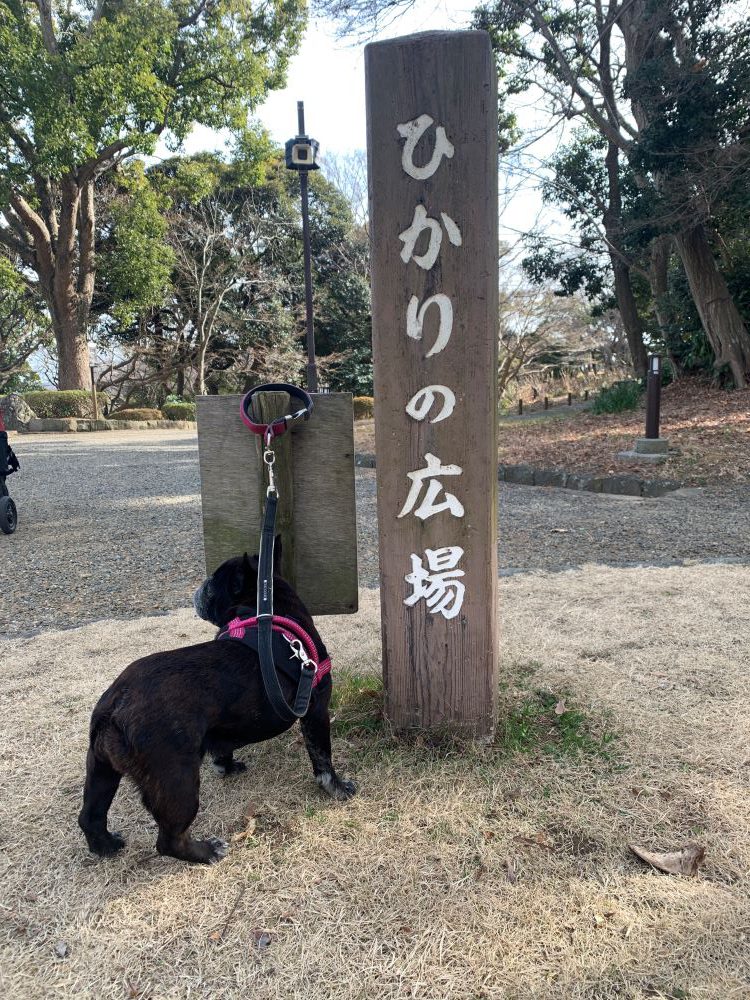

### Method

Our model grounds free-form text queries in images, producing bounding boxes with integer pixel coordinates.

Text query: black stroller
[0,413,19,534]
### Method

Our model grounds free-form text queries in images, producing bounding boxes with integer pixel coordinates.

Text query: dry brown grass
[2,565,749,999]
[497,379,750,486]
[355,379,750,486]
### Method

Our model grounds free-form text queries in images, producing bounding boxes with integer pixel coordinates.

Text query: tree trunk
[603,141,648,377]
[674,224,750,388]
[649,235,682,375]
[611,258,648,377]
[55,309,91,389]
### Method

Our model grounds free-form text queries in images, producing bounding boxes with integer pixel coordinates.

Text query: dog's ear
[240,552,254,589]
[273,534,283,573]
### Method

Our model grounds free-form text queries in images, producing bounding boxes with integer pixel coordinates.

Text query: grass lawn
[2,567,749,999]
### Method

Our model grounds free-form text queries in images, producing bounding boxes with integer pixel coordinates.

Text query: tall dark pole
[645,353,662,439]
[297,102,318,393]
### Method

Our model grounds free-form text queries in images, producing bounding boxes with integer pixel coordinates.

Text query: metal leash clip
[283,634,317,675]
[263,433,276,496]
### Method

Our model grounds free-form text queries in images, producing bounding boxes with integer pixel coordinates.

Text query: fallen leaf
[629,841,705,876]
[515,832,555,851]
[554,699,567,715]
[622,924,633,939]
[593,913,605,927]
[504,858,518,884]
[54,940,69,958]
[208,930,223,943]
[231,816,256,842]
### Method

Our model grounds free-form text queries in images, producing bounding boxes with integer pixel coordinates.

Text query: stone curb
[355,453,680,498]
[498,463,681,497]
[24,418,197,432]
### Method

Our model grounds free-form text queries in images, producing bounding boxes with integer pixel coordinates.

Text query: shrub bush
[353,396,374,420]
[23,389,97,418]
[162,401,196,421]
[109,408,163,421]
[591,380,642,414]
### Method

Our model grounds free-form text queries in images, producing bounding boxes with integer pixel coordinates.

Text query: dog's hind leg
[300,681,356,801]
[143,758,228,865]
[211,749,247,776]
[78,747,126,856]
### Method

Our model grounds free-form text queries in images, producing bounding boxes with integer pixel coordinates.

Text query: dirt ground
[356,378,750,486]
[3,430,750,636]
[2,565,749,999]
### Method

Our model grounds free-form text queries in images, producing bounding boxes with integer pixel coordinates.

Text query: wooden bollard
[544,396,549,410]
[518,399,523,415]
[366,29,499,735]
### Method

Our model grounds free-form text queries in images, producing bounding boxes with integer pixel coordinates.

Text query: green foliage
[499,690,617,759]
[161,401,196,421]
[23,390,96,418]
[353,396,374,420]
[109,408,163,421]
[330,672,384,737]
[97,162,174,325]
[0,258,51,392]
[0,0,306,388]
[0,1,306,182]
[305,171,373,394]
[592,380,643,414]
[0,366,44,394]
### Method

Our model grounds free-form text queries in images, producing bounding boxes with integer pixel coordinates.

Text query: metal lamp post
[285,102,320,393]
[617,351,670,463]
[645,353,662,439]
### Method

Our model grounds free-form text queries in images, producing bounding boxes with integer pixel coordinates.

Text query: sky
[173,0,552,245]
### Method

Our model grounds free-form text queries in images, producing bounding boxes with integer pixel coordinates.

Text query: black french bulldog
[78,543,355,864]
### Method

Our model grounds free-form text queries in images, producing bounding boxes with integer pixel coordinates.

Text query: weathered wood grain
[196,393,358,615]
[252,392,295,582]
[366,31,499,734]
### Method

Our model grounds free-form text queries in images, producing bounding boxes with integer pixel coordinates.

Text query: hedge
[162,401,196,421]
[108,408,164,421]
[353,396,374,420]
[22,390,97,418]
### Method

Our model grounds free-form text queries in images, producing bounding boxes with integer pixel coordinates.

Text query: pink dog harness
[218,613,331,688]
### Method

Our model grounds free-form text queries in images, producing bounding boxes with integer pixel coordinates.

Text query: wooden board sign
[196,392,358,615]
[366,30,499,733]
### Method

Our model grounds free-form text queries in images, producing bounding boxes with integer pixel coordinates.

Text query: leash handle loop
[240,382,314,441]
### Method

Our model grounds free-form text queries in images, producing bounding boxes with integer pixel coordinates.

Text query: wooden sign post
[366,31,499,734]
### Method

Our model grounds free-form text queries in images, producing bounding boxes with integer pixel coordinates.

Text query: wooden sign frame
[196,392,358,616]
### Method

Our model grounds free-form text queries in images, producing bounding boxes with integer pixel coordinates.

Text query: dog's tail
[88,691,133,774]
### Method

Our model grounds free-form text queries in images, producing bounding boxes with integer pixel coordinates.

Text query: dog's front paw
[204,837,229,864]
[212,757,247,777]
[317,772,357,801]
[87,830,126,857]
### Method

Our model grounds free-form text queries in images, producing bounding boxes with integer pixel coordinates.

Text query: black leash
[242,384,315,722]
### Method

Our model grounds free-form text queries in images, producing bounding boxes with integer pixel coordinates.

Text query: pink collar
[222,614,331,686]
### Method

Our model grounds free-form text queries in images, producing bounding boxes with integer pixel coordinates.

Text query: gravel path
[2,429,749,637]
